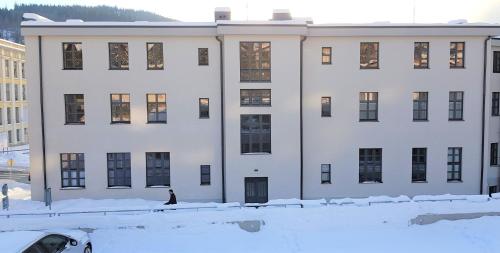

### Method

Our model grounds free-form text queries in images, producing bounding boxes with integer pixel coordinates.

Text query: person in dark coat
[165,189,177,205]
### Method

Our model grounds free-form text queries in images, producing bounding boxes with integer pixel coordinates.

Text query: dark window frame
[447,147,462,182]
[241,114,271,154]
[60,153,85,188]
[360,42,379,69]
[321,96,331,117]
[321,164,331,184]
[146,152,170,187]
[64,94,85,125]
[108,42,129,70]
[491,143,499,166]
[146,42,164,70]
[321,47,332,65]
[359,92,378,121]
[494,51,500,73]
[240,41,271,82]
[492,92,500,116]
[14,107,20,123]
[359,148,383,183]
[62,42,83,70]
[147,93,167,123]
[449,91,464,121]
[240,89,271,107]
[413,92,428,121]
[450,42,465,69]
[412,148,427,182]
[414,42,429,69]
[199,98,210,119]
[198,48,209,66]
[110,93,131,124]
[200,165,211,185]
[107,152,132,187]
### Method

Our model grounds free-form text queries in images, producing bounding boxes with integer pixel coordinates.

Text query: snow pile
[0,179,31,200]
[413,194,468,202]
[330,195,411,206]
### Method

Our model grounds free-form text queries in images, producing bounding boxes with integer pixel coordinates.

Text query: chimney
[272,9,292,21]
[215,7,231,21]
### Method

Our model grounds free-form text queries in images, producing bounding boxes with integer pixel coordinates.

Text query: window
[240,89,271,106]
[491,143,499,166]
[359,148,382,183]
[60,153,85,188]
[146,152,170,187]
[199,98,209,118]
[447,147,462,182]
[13,61,18,78]
[7,107,11,124]
[109,43,129,70]
[449,91,464,120]
[359,92,378,121]
[414,42,429,69]
[450,42,465,68]
[63,42,83,69]
[107,153,131,187]
[322,47,332,64]
[15,107,20,123]
[360,42,379,69]
[198,48,209,66]
[16,129,20,142]
[492,92,499,116]
[4,60,9,77]
[412,148,427,182]
[0,109,3,125]
[494,52,500,73]
[64,94,85,124]
[21,62,25,78]
[147,93,167,123]
[240,42,271,82]
[321,164,331,184]
[0,84,3,101]
[22,85,26,101]
[241,114,271,154]
[110,94,130,123]
[321,97,331,117]
[14,84,19,101]
[413,92,428,121]
[147,42,164,70]
[6,84,11,101]
[490,186,498,195]
[200,165,210,185]
[7,131,12,143]
[24,128,28,141]
[37,235,69,253]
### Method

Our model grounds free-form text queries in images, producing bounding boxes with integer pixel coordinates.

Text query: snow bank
[413,194,468,202]
[330,195,411,206]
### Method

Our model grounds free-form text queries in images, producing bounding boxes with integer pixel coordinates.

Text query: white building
[21,9,500,203]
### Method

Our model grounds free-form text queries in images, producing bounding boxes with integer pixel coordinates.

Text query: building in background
[0,39,28,148]
[21,10,500,203]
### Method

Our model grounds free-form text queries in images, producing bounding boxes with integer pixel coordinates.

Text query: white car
[0,229,92,253]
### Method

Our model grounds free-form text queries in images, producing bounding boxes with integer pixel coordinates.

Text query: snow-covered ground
[0,145,29,169]
[1,180,500,253]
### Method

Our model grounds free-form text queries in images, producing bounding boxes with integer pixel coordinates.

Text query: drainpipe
[216,36,226,203]
[38,36,48,199]
[300,36,307,199]
[480,36,492,195]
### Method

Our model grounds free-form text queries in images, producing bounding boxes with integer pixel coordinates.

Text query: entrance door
[245,177,268,203]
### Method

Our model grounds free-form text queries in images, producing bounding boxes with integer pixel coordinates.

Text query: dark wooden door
[245,177,268,203]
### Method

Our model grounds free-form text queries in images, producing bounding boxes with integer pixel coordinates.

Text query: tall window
[13,61,18,78]
[0,109,3,125]
[200,165,211,185]
[492,92,500,116]
[359,92,378,121]
[449,91,464,120]
[360,42,379,69]
[147,93,167,123]
[6,84,11,101]
[447,147,462,182]
[241,114,271,154]
[7,131,12,143]
[7,108,11,124]
[321,164,331,184]
[321,97,331,117]
[494,52,500,73]
[22,85,26,101]
[0,84,3,101]
[4,60,9,77]
[199,98,209,118]
[412,148,427,182]
[14,84,19,101]
[240,42,271,82]
[146,152,170,187]
[64,94,85,124]
[110,94,130,123]
[240,89,271,106]
[321,47,332,65]
[16,129,20,142]
[359,148,382,183]
[147,43,164,70]
[450,42,465,68]
[15,107,20,123]
[60,153,85,188]
[198,48,209,66]
[107,153,131,187]
[63,42,83,70]
[414,42,429,69]
[491,143,499,166]
[413,92,428,121]
[109,43,129,70]
[21,62,25,78]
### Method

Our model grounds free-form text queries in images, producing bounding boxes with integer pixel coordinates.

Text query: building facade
[21,10,500,203]
[0,39,28,148]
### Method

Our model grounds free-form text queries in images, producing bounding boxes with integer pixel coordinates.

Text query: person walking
[165,189,177,205]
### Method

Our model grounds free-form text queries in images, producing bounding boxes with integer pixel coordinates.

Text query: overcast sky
[4,0,500,24]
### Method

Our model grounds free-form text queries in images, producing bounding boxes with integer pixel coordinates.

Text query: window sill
[492,115,500,117]
[448,119,464,122]
[65,123,85,125]
[145,185,170,188]
[413,119,428,122]
[241,152,272,155]
[490,165,500,167]
[110,122,131,124]
[450,67,465,69]
[240,105,272,107]
[147,121,167,124]
[199,117,210,119]
[200,183,211,186]
[62,68,83,70]
[412,181,428,183]
[414,67,430,70]
[108,68,130,71]
[321,182,332,184]
[360,67,380,70]
[359,181,383,184]
[147,68,164,70]
[359,120,379,122]
[107,186,132,189]
[321,115,332,118]
[447,180,463,183]
[60,187,85,190]
[239,80,272,83]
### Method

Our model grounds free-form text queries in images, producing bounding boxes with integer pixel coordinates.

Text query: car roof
[0,231,46,253]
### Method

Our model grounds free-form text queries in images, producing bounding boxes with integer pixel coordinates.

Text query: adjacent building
[21,10,500,203]
[0,39,28,148]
